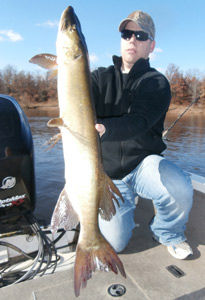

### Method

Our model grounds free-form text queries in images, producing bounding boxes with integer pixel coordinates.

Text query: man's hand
[95,123,106,137]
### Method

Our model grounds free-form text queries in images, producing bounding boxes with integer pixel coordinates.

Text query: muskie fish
[29,6,126,297]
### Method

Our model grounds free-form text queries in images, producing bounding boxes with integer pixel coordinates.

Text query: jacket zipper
[120,141,125,175]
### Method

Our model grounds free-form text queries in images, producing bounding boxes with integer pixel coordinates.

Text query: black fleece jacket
[91,56,171,179]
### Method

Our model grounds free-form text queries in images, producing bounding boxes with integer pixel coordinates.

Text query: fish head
[56,6,88,63]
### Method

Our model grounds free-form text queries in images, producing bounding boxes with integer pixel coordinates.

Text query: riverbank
[22,101,59,117]
[168,103,205,115]
[22,102,204,117]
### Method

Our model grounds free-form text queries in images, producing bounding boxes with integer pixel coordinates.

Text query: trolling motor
[0,95,35,233]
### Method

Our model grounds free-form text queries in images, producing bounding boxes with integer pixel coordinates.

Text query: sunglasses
[121,29,154,41]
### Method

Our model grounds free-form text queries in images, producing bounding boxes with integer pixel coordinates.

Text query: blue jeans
[99,155,193,252]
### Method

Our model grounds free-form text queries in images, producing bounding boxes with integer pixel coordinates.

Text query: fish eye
[70,24,77,32]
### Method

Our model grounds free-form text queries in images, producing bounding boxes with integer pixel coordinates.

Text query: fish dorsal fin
[47,118,64,128]
[51,188,79,233]
[99,174,124,221]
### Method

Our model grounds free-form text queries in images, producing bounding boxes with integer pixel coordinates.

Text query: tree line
[165,64,205,107]
[0,64,204,109]
[0,65,57,108]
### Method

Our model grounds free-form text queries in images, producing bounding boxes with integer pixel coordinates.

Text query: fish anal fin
[74,238,126,297]
[47,117,64,128]
[51,188,79,233]
[99,174,124,221]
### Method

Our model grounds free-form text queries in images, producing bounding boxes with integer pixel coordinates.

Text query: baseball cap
[119,11,155,40]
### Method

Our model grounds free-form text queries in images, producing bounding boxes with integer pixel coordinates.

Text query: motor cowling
[0,95,35,232]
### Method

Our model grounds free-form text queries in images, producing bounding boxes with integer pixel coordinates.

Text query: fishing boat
[0,95,204,299]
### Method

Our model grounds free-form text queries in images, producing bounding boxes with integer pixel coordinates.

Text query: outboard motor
[0,95,35,233]
[0,97,60,286]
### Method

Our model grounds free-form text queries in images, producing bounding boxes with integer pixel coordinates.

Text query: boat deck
[0,189,205,300]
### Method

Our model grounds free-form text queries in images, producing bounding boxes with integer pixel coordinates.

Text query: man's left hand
[95,124,106,137]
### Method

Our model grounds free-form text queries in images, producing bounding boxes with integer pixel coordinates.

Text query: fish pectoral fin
[29,53,58,79]
[51,188,79,233]
[29,53,57,70]
[48,118,89,146]
[47,117,64,127]
[99,174,124,221]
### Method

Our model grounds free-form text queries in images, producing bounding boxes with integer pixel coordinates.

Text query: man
[92,10,193,259]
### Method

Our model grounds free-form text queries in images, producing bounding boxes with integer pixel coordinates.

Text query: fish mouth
[60,6,88,54]
[60,6,81,33]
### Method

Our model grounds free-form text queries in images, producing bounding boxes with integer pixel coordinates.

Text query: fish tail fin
[74,237,126,297]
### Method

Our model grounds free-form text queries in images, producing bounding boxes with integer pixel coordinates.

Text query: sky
[0,0,205,76]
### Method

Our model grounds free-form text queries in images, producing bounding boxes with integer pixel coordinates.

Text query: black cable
[0,212,78,287]
[0,212,55,286]
[0,241,33,260]
[26,213,57,278]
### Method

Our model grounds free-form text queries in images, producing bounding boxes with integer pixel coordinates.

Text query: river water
[27,111,205,224]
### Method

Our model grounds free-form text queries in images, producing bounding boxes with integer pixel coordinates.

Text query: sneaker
[167,241,193,260]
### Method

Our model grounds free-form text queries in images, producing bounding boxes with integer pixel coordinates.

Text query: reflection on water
[28,112,205,224]
[25,108,59,119]
[164,113,205,177]
[28,116,64,224]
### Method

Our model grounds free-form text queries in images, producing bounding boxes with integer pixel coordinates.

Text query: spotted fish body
[30,6,126,297]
